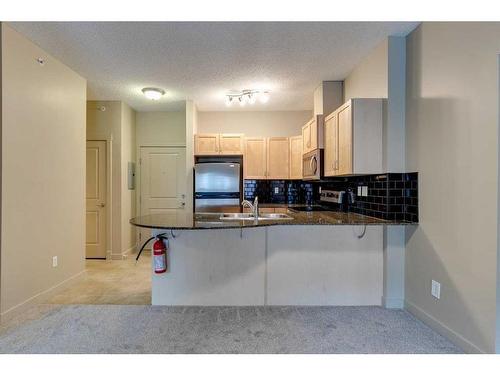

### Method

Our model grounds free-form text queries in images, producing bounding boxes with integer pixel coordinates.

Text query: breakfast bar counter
[130,209,414,231]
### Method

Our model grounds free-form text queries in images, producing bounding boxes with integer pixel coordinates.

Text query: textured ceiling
[10,22,418,112]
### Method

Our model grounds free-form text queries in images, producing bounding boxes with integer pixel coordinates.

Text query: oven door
[302,149,322,180]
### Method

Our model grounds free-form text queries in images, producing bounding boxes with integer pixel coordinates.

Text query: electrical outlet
[274,187,279,194]
[431,280,441,299]
[361,186,368,197]
[52,256,58,268]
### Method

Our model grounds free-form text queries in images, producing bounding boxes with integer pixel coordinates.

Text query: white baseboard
[405,300,485,353]
[111,245,138,260]
[0,270,87,323]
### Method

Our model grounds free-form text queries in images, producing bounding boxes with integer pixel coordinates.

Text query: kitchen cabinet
[323,98,383,176]
[244,137,267,179]
[244,137,291,180]
[195,133,244,155]
[289,136,303,179]
[194,134,220,155]
[219,133,244,155]
[337,104,352,175]
[301,115,324,154]
[267,137,289,179]
[324,113,337,177]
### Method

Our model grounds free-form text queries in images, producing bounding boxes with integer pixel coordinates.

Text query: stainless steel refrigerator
[194,162,242,212]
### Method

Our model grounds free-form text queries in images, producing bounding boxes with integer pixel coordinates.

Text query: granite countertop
[130,207,415,230]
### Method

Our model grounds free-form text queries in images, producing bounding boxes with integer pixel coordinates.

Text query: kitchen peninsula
[132,91,418,309]
[131,208,414,307]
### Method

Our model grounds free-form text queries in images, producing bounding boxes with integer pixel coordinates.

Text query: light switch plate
[52,256,58,268]
[431,280,441,299]
[361,186,368,197]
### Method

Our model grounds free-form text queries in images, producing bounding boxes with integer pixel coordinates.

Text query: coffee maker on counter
[319,188,356,212]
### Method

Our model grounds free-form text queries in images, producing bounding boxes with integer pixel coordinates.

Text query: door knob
[98,203,106,208]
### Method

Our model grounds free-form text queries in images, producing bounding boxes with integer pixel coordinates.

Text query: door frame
[87,138,112,260]
[136,144,187,244]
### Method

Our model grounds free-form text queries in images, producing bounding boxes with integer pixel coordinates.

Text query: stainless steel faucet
[241,196,259,217]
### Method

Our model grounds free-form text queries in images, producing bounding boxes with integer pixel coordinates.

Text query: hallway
[47,253,151,305]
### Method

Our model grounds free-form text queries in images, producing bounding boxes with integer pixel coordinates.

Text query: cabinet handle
[311,156,318,174]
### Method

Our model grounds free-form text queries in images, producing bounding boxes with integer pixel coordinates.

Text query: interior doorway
[85,140,107,259]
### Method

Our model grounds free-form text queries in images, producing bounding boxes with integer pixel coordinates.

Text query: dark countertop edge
[129,220,418,231]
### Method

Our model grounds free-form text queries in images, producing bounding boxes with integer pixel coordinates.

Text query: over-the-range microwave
[302,149,323,180]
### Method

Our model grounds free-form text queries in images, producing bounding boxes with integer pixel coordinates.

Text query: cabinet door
[323,113,338,177]
[302,122,312,154]
[195,134,220,155]
[219,133,244,155]
[244,138,267,179]
[337,104,353,175]
[310,118,318,151]
[289,136,303,179]
[267,137,290,179]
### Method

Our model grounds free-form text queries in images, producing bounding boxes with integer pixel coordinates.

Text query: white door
[139,147,187,242]
[86,141,107,259]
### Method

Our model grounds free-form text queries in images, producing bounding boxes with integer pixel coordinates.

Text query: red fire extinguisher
[153,236,167,274]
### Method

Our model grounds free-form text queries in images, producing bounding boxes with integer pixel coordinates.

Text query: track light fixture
[225,89,270,107]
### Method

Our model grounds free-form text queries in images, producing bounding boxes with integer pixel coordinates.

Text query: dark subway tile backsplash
[244,180,314,205]
[244,172,418,223]
[316,172,418,222]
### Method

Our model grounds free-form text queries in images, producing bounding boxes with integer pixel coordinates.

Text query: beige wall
[344,39,388,101]
[185,101,197,224]
[87,100,136,258]
[121,103,136,253]
[197,111,312,137]
[1,24,86,318]
[405,23,499,353]
[136,111,186,147]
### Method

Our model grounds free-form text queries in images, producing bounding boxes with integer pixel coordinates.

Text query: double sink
[220,212,294,221]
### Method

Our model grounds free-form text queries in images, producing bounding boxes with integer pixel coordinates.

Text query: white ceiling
[10,22,419,112]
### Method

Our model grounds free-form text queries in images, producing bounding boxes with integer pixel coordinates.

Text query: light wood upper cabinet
[337,104,353,175]
[323,112,338,177]
[302,121,312,154]
[219,133,244,155]
[289,136,303,179]
[323,99,383,176]
[267,137,290,179]
[195,133,244,155]
[301,115,324,154]
[244,137,267,179]
[195,134,220,155]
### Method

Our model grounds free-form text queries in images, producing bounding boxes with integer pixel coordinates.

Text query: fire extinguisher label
[154,255,166,273]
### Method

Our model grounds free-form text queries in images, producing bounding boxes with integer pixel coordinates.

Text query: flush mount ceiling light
[225,90,270,107]
[142,87,165,100]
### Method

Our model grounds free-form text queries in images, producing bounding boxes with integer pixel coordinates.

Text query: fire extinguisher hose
[135,234,167,263]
